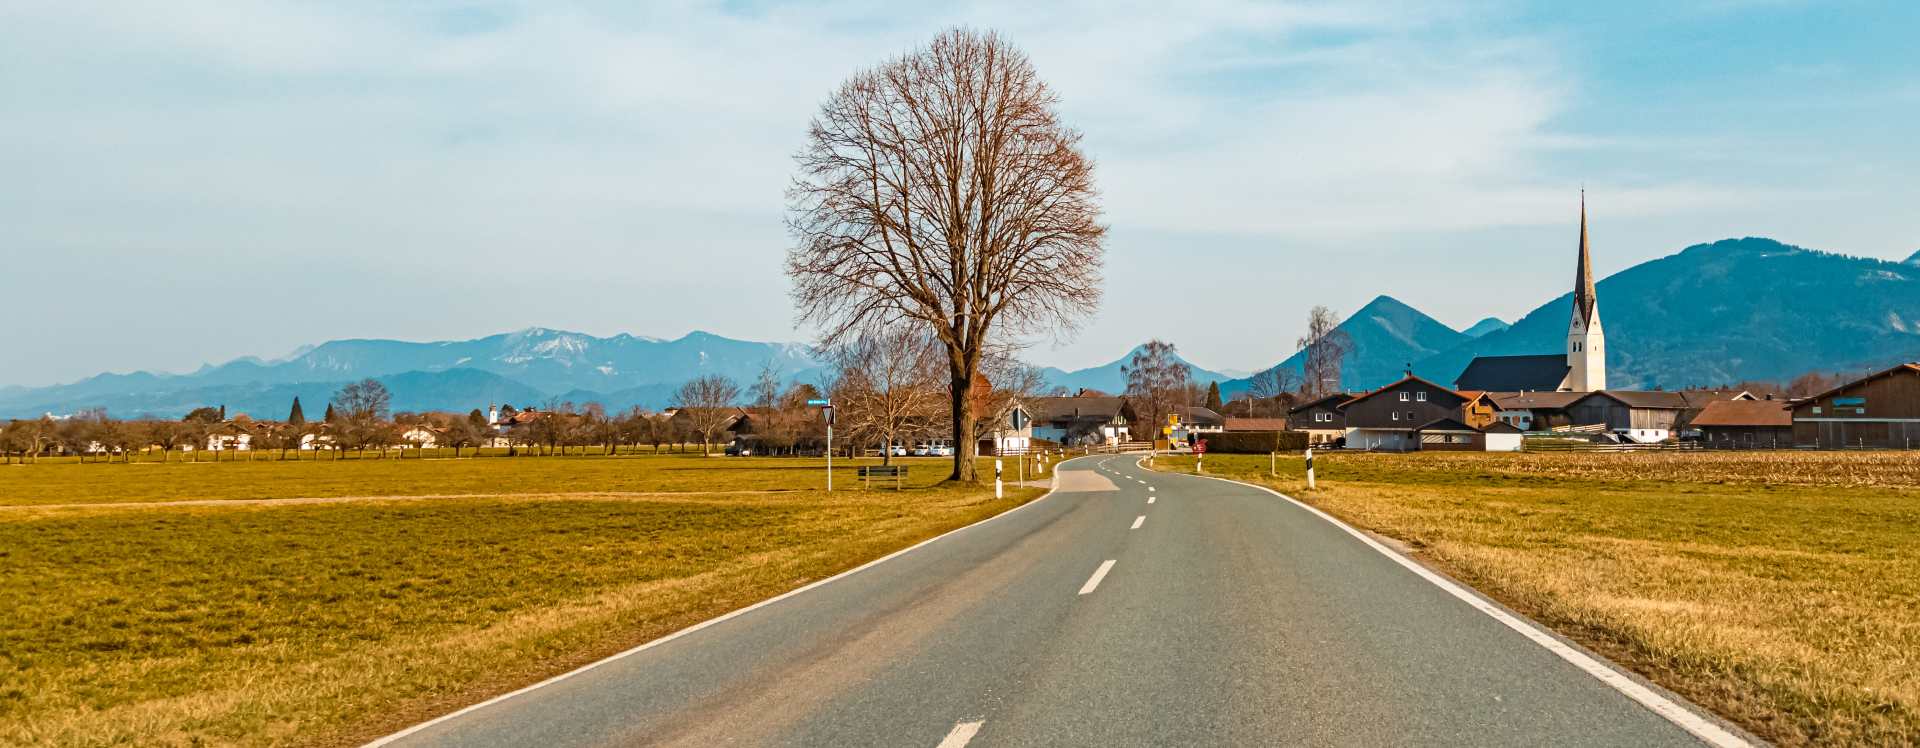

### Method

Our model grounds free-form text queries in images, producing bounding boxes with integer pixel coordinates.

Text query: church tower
[1567,191,1606,391]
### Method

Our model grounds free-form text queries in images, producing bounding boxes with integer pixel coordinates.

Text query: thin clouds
[0,1,1911,384]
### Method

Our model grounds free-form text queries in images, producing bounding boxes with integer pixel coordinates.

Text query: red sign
[1194,439,1207,454]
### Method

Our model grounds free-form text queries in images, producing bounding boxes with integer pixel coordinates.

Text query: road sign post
[1305,448,1316,490]
[1194,438,1206,474]
[995,459,1003,499]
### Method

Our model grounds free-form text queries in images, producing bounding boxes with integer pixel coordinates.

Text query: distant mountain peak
[1462,317,1510,339]
[1906,250,1920,267]
[1358,294,1414,311]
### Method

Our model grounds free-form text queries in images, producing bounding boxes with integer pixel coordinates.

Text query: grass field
[1158,450,1920,746]
[0,454,1044,746]
[0,451,972,506]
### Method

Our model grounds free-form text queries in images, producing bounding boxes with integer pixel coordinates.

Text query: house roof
[1286,392,1355,414]
[1455,354,1571,392]
[1224,417,1290,431]
[1799,363,1920,404]
[1415,417,1479,433]
[1482,421,1524,434]
[1183,406,1225,425]
[1575,390,1691,410]
[1676,390,1756,408]
[1488,391,1585,410]
[1028,396,1129,422]
[1341,374,1466,408]
[1689,399,1793,427]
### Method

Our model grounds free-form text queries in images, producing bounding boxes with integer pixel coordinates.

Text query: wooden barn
[1690,399,1793,448]
[1791,363,1920,449]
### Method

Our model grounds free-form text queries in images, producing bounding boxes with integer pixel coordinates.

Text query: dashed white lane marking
[1147,496,1156,504]
[1131,515,1145,529]
[1148,486,1155,492]
[1187,473,1756,748]
[1078,560,1117,595]
[936,720,984,748]
[1136,479,1146,484]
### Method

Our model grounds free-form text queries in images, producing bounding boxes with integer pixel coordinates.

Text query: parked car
[725,442,755,456]
[888,444,908,456]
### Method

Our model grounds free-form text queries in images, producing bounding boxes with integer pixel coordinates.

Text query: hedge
[1196,430,1308,454]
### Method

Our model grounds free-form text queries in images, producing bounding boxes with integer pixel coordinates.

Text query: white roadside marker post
[1305,448,1316,490]
[995,459,1004,499]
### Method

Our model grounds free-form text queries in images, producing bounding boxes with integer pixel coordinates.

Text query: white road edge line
[1078,559,1117,595]
[1168,467,1754,748]
[363,459,1086,747]
[1131,515,1145,529]
[936,720,984,748]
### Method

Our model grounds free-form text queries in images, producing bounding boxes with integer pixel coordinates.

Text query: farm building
[1791,363,1920,449]
[1563,390,1689,443]
[1691,399,1793,448]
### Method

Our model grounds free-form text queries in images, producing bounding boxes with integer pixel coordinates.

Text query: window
[1416,392,1427,402]
[1399,392,1410,402]
[1574,341,1583,352]
[1812,406,1822,414]
[1392,412,1400,421]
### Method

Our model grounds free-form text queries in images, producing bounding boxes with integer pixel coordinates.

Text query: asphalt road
[373,454,1745,748]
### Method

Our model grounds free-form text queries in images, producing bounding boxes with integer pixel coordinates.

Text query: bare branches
[673,374,741,455]
[787,28,1105,480]
[1298,306,1350,397]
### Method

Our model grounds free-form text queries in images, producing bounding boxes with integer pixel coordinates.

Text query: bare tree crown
[787,28,1104,480]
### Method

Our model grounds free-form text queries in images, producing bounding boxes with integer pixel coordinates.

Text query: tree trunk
[949,366,976,482]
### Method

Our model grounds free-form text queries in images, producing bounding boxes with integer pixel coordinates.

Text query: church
[1455,193,1606,393]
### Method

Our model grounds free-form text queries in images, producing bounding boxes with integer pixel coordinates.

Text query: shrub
[1197,431,1308,454]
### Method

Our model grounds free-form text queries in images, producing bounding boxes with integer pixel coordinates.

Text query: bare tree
[786,28,1106,481]
[1298,306,1351,398]
[332,379,393,457]
[674,374,741,455]
[828,329,944,465]
[1122,340,1192,442]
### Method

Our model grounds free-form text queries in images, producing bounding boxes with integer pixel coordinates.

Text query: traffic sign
[1009,407,1028,430]
[806,398,831,406]
[1194,439,1207,455]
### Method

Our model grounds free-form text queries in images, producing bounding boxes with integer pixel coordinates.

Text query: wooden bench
[857,464,909,490]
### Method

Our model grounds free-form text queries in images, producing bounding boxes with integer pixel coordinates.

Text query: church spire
[1573,190,1597,326]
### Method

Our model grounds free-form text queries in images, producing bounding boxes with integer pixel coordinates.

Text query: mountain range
[6,237,1920,419]
[1218,237,1920,395]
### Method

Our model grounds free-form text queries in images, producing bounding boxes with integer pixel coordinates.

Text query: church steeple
[1566,190,1606,391]
[1573,190,1598,326]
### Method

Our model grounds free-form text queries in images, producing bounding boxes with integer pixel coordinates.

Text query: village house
[977,402,1035,456]
[1486,391,1583,431]
[1285,392,1352,445]
[1027,395,1134,447]
[1339,374,1472,452]
[1791,363,1920,449]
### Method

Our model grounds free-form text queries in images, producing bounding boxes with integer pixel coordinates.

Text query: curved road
[373,454,1746,747]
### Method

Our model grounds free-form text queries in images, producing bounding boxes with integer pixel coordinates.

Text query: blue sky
[2,0,1916,386]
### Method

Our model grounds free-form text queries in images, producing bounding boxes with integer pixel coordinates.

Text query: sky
[3,0,1917,387]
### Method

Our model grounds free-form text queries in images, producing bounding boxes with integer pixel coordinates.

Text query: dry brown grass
[0,456,1041,747]
[1325,449,1920,489]
[1166,451,1920,747]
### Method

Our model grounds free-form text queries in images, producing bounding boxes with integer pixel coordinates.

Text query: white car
[910,444,931,456]
[888,444,908,456]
